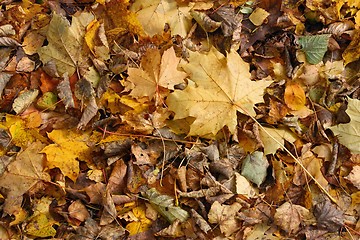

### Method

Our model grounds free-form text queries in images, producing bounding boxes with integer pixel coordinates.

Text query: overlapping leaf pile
[0,0,359,239]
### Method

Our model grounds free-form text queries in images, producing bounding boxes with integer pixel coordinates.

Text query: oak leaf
[330,98,360,154]
[41,129,92,182]
[166,47,272,136]
[124,47,186,99]
[38,12,94,76]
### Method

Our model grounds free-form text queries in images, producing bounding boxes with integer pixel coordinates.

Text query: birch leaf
[298,34,330,64]
[167,47,271,136]
[142,188,189,223]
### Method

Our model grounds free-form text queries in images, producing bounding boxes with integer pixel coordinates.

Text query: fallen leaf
[41,129,92,182]
[343,29,360,65]
[142,188,189,223]
[284,82,306,111]
[68,200,90,222]
[167,47,272,136]
[208,201,242,236]
[241,151,269,187]
[274,202,311,234]
[38,12,94,76]
[12,89,39,114]
[57,73,75,109]
[249,7,270,26]
[298,34,330,64]
[190,209,211,233]
[330,98,360,154]
[24,197,57,238]
[259,126,298,155]
[130,0,193,37]
[0,142,50,215]
[100,190,117,225]
[314,200,344,232]
[125,205,152,236]
[125,47,186,99]
[344,165,360,189]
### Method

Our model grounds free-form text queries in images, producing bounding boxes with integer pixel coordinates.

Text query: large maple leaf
[166,47,272,136]
[130,0,193,37]
[41,129,92,182]
[124,47,187,99]
[38,12,94,76]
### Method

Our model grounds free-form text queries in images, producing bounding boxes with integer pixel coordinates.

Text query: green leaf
[38,12,94,76]
[241,151,269,187]
[298,34,330,64]
[37,92,57,110]
[330,98,360,154]
[142,188,189,223]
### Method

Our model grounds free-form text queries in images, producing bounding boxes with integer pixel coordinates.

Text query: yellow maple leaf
[6,115,47,148]
[125,205,152,236]
[130,0,193,37]
[166,47,272,137]
[41,129,92,182]
[24,197,57,238]
[124,47,187,99]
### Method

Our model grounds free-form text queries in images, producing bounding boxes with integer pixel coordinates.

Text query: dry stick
[234,103,338,204]
[98,127,202,145]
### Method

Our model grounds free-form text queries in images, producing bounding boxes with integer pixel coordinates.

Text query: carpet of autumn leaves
[0,0,360,239]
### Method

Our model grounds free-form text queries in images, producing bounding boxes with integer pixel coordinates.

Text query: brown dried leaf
[274,202,311,234]
[208,201,242,237]
[314,200,344,232]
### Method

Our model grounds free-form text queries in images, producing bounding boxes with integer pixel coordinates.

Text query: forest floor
[0,0,359,239]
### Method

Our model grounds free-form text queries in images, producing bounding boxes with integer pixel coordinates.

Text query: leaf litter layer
[0,0,359,239]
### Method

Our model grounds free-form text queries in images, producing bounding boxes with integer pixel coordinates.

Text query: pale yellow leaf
[131,0,192,37]
[125,47,186,99]
[249,8,270,26]
[259,127,298,155]
[167,47,272,136]
[330,98,360,154]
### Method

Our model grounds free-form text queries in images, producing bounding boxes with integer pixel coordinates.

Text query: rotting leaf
[142,188,189,223]
[167,47,272,137]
